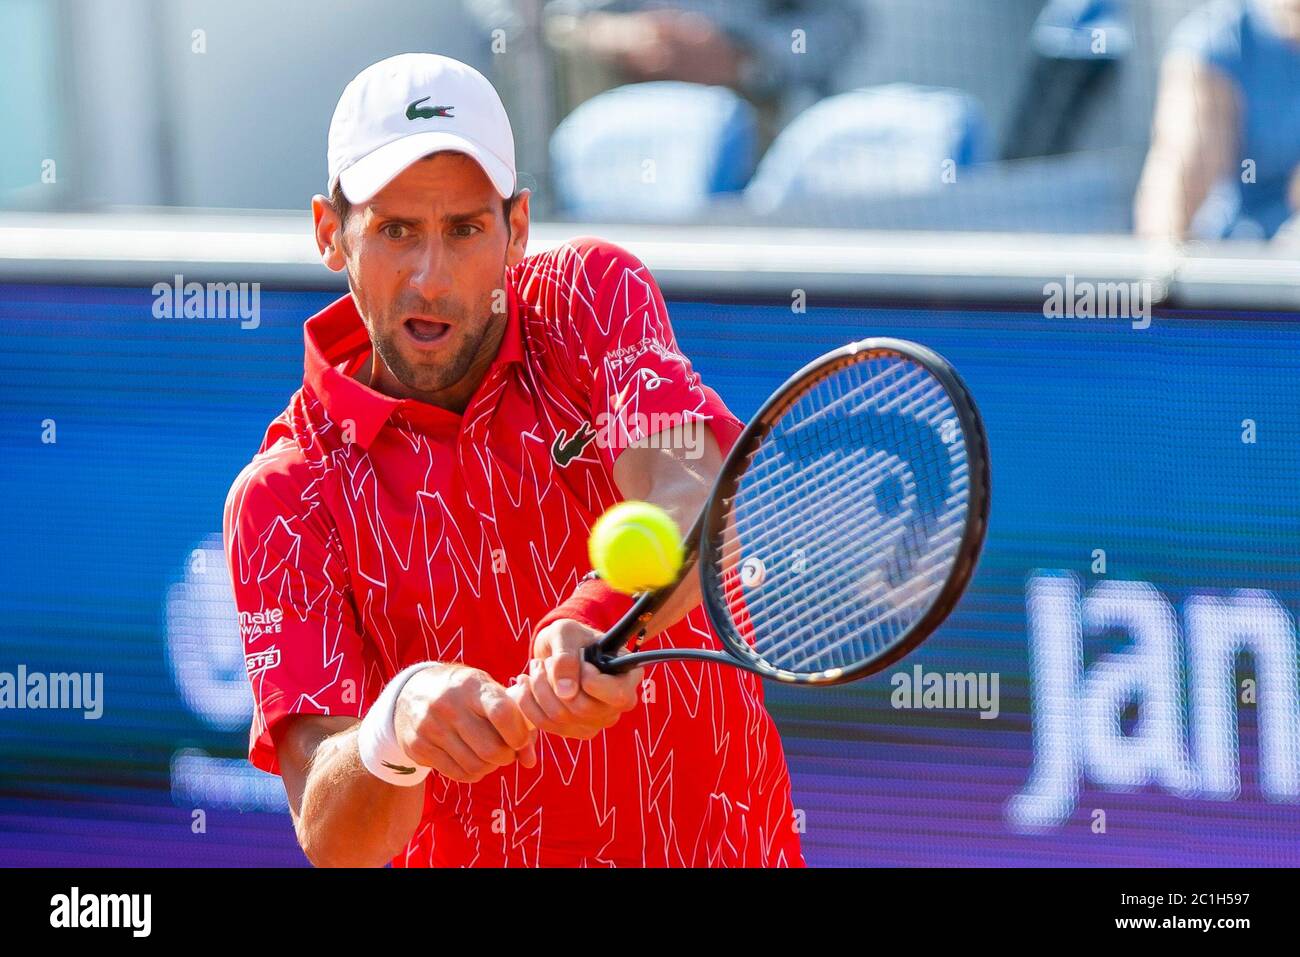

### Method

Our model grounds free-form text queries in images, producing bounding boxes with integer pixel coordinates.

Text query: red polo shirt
[223,237,803,867]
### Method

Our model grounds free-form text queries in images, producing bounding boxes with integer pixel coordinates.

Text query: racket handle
[584,634,644,674]
[588,596,654,667]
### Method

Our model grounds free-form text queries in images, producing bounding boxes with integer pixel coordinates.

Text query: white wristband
[358,661,441,787]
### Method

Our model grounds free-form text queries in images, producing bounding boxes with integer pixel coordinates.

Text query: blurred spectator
[1134,0,1300,241]
[538,0,865,147]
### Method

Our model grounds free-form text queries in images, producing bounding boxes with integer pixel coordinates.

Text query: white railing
[0,211,1296,308]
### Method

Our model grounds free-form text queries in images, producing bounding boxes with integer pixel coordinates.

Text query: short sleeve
[222,440,375,775]
[1167,0,1246,85]
[562,237,746,474]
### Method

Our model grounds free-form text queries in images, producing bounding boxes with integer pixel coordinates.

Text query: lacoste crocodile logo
[551,422,598,468]
[406,97,455,120]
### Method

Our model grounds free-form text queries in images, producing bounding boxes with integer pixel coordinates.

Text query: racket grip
[583,642,612,670]
[584,634,643,674]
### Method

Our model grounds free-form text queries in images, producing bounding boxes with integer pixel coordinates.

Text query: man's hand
[514,619,644,740]
[394,663,538,783]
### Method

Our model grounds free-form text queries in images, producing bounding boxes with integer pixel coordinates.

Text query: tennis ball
[589,501,684,595]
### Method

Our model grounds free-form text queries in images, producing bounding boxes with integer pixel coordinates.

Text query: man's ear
[505,188,531,267]
[311,194,347,272]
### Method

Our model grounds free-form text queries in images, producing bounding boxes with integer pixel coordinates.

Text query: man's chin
[377,329,477,394]
[393,355,467,395]
[395,368,454,395]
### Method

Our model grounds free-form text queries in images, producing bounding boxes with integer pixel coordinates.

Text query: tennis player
[223,53,803,867]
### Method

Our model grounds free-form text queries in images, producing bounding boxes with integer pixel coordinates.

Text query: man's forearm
[611,421,722,639]
[641,459,709,636]
[292,723,425,867]
[641,554,703,639]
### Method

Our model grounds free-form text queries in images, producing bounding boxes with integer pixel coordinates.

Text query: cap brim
[337,131,515,204]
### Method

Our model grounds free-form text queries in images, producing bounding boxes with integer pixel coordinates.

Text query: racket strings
[737,361,943,477]
[729,362,945,573]
[706,354,971,677]
[747,377,953,665]
[720,450,941,644]
[756,366,964,667]
[727,449,969,646]
[735,443,952,670]
[750,509,960,667]
[760,397,963,667]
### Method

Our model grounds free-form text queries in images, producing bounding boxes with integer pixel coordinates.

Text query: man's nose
[408,241,454,301]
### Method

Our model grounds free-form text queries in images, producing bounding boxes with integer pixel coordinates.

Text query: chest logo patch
[551,421,598,468]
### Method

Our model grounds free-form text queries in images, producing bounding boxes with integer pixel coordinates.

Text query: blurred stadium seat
[549,80,757,220]
[742,84,987,217]
[731,148,1144,233]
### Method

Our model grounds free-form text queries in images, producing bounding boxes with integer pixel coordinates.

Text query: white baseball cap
[327,53,516,204]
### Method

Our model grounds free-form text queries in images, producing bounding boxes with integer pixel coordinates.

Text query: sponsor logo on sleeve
[238,608,283,641]
[244,648,282,677]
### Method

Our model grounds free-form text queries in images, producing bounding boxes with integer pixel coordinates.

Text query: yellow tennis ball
[588,501,683,595]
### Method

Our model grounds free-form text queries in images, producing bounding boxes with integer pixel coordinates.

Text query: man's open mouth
[404,318,451,343]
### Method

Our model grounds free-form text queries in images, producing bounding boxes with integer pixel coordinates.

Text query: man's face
[314,152,529,409]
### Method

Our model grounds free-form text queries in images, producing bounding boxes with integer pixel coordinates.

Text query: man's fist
[513,619,644,740]
[394,663,537,784]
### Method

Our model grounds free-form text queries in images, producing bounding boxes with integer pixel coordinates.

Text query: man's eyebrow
[365,206,419,224]
[443,205,495,224]
[366,205,495,224]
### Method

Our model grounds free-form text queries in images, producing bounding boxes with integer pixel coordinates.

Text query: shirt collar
[302,280,524,451]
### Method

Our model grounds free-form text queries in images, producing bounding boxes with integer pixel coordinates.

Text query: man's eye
[382,223,408,239]
[451,224,478,238]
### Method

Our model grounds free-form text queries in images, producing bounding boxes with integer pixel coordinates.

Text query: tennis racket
[583,337,990,686]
